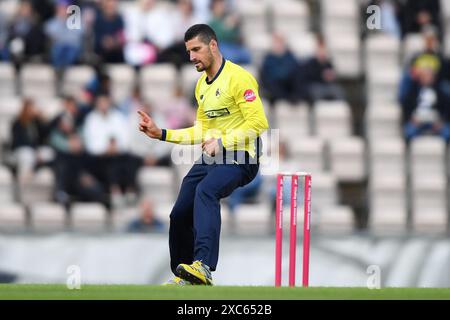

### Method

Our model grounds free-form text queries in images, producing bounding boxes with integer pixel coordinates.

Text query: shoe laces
[192,261,211,277]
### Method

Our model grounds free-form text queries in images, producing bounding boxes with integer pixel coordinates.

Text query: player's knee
[195,182,217,200]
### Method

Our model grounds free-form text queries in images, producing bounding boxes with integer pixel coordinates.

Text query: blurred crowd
[3,0,450,233]
[0,0,251,68]
[367,0,450,143]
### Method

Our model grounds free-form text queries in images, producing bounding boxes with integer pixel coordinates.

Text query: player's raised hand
[138,110,162,139]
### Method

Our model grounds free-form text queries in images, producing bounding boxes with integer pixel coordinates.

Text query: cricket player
[138,24,269,285]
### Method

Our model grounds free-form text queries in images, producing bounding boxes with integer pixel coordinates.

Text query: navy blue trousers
[169,160,259,273]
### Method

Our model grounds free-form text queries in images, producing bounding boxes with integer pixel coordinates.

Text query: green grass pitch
[0,285,449,300]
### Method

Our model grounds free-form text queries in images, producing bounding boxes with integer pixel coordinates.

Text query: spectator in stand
[400,66,450,143]
[94,0,125,63]
[303,35,345,104]
[208,0,251,64]
[11,98,48,185]
[48,96,110,208]
[158,0,203,68]
[126,198,165,233]
[399,27,450,104]
[82,94,132,208]
[7,0,46,65]
[29,0,56,23]
[398,0,442,39]
[44,0,83,68]
[260,33,306,105]
[123,0,174,66]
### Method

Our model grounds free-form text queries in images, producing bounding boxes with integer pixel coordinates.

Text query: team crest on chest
[215,88,220,97]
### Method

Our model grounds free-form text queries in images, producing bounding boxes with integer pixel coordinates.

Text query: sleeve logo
[244,89,256,102]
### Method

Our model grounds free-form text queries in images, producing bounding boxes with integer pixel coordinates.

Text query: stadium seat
[140,64,176,105]
[369,175,407,232]
[311,172,338,209]
[410,136,446,178]
[35,97,63,120]
[0,96,21,145]
[366,65,401,105]
[444,35,450,57]
[106,64,136,104]
[62,65,95,97]
[369,138,407,231]
[314,100,352,139]
[287,32,318,59]
[180,64,200,97]
[0,0,19,22]
[0,204,27,232]
[0,165,14,203]
[328,137,366,182]
[70,202,109,232]
[236,0,268,37]
[30,202,67,232]
[411,175,448,233]
[442,0,450,20]
[0,63,16,96]
[290,137,325,175]
[272,0,310,37]
[20,64,56,98]
[111,207,139,232]
[364,33,400,72]
[369,138,406,176]
[365,104,402,141]
[232,203,271,234]
[20,167,55,204]
[273,101,309,135]
[409,136,447,233]
[402,34,425,65]
[321,0,360,35]
[138,167,177,204]
[325,34,361,78]
[244,32,271,68]
[317,205,355,233]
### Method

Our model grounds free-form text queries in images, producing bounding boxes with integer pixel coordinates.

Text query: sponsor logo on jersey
[244,89,256,102]
[205,108,230,118]
[216,88,220,97]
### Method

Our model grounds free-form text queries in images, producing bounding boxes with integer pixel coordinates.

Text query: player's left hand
[202,138,220,156]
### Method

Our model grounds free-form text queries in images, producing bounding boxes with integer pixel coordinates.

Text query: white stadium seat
[0,165,14,203]
[70,202,109,232]
[20,64,56,98]
[365,33,400,71]
[365,104,401,141]
[314,100,352,139]
[140,64,177,105]
[20,168,55,204]
[138,167,177,204]
[290,137,325,175]
[0,204,27,231]
[0,62,16,96]
[30,202,67,232]
[107,64,136,104]
[272,0,310,36]
[329,137,366,182]
[62,65,95,97]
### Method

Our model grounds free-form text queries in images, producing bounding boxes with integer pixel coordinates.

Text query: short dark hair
[184,24,218,44]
